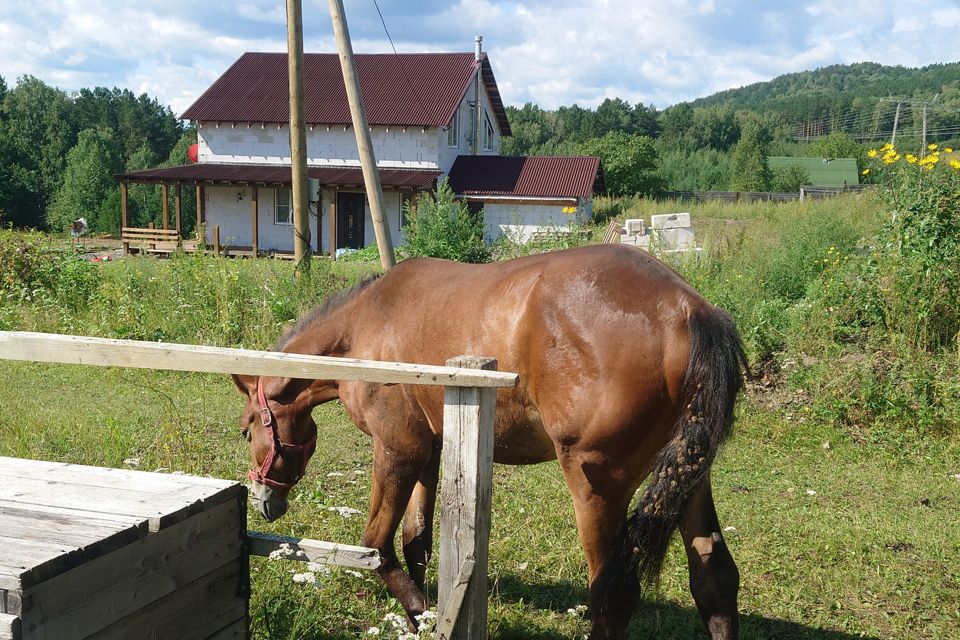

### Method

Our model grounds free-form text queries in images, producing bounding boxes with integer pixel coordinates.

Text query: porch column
[315,190,323,255]
[174,183,182,236]
[161,184,170,230]
[120,181,129,254]
[196,185,205,241]
[251,186,259,256]
[329,189,338,259]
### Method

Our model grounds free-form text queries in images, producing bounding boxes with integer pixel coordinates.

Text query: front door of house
[337,192,365,249]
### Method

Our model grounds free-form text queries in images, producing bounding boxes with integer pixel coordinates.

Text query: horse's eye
[242,428,251,442]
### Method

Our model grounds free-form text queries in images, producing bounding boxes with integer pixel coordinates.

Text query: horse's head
[232,374,321,521]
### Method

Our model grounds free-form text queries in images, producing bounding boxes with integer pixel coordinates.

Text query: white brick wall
[198,122,442,170]
[481,201,584,242]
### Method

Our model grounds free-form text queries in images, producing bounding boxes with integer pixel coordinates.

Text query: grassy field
[2,190,959,638]
[1,361,957,638]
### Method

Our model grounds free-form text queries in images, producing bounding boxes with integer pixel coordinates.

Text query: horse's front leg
[402,441,441,591]
[364,438,432,626]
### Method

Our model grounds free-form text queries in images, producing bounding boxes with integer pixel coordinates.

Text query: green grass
[1,361,957,639]
[3,191,960,638]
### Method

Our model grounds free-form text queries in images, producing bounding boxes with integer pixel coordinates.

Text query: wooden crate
[0,457,247,640]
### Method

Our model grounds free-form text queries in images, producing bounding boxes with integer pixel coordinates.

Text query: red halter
[248,377,317,491]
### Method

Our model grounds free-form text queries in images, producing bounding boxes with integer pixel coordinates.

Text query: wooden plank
[0,332,519,388]
[246,531,380,570]
[0,585,22,615]
[439,357,496,640]
[22,498,243,639]
[436,557,475,640]
[121,228,179,237]
[0,613,20,640]
[88,559,245,640]
[1,476,239,540]
[0,457,237,493]
[205,618,248,640]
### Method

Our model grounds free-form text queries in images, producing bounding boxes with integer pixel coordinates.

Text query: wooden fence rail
[0,331,516,640]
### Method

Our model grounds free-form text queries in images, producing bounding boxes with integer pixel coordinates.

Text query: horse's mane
[273,274,382,351]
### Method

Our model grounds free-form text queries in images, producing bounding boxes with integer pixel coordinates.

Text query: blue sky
[1,0,958,117]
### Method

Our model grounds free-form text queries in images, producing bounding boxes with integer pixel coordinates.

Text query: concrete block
[623,218,645,235]
[653,227,695,250]
[650,212,691,229]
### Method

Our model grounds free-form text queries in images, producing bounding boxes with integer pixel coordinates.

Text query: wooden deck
[0,457,246,640]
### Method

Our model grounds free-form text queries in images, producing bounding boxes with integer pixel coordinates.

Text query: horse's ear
[232,374,256,395]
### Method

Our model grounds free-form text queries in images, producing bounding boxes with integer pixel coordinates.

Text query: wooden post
[329,189,337,259]
[438,356,497,640]
[316,190,323,256]
[213,225,220,257]
[328,0,396,269]
[174,183,182,236]
[161,184,170,230]
[120,181,129,254]
[196,185,205,236]
[287,0,311,264]
[251,187,259,257]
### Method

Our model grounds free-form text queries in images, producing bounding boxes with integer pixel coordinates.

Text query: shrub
[866,143,960,351]
[401,180,489,263]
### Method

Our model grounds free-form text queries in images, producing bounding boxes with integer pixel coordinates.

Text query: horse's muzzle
[250,481,289,521]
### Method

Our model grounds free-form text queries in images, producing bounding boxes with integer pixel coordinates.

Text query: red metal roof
[116,163,441,189]
[181,52,511,136]
[446,156,604,199]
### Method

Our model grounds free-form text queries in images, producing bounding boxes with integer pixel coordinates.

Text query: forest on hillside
[0,61,957,234]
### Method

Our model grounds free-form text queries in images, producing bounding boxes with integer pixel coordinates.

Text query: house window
[483,110,495,151]
[275,188,293,225]
[447,109,459,148]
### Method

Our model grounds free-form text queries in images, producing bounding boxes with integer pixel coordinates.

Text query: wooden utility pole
[328,0,396,269]
[287,0,311,265]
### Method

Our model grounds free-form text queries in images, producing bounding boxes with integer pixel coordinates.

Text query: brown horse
[232,243,746,639]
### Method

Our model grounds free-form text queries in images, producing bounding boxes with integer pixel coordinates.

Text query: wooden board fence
[0,331,516,640]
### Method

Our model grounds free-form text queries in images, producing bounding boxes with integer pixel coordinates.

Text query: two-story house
[117,40,603,255]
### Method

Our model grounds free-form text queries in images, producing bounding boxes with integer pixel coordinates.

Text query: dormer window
[483,110,495,151]
[447,108,459,148]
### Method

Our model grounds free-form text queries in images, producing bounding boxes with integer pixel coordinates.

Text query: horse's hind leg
[402,441,441,590]
[678,475,740,639]
[363,437,431,625]
[557,450,636,640]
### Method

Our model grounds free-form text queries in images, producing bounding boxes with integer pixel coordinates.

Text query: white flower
[291,571,317,584]
[307,562,331,575]
[268,543,295,560]
[344,569,364,578]
[326,472,345,477]
[366,628,381,635]
[328,506,363,518]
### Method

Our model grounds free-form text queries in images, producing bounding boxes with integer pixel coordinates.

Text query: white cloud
[0,0,956,113]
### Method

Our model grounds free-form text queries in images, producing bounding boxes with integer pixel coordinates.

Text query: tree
[580,132,663,196]
[729,121,772,191]
[125,143,161,228]
[594,98,634,137]
[691,105,740,151]
[770,165,810,192]
[808,131,866,176]
[2,76,77,227]
[402,179,489,263]
[47,128,122,233]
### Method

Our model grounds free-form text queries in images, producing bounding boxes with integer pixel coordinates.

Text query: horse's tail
[593,304,747,625]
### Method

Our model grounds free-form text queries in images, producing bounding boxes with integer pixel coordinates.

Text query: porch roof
[116,163,441,189]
